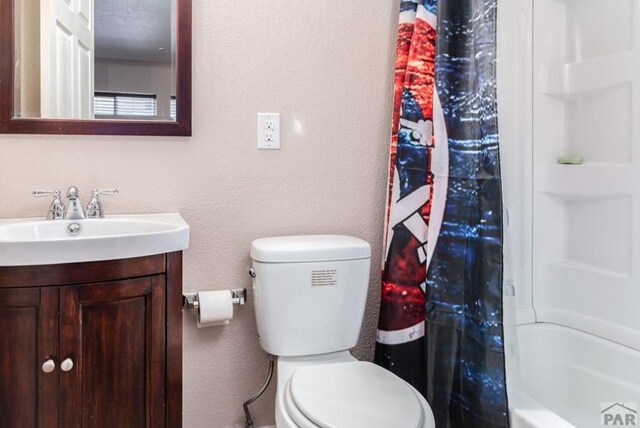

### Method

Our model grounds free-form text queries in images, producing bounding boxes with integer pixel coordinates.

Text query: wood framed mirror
[0,0,191,136]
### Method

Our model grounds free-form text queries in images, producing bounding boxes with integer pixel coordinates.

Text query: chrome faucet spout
[65,186,85,219]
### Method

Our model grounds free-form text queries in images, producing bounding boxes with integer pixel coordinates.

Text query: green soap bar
[557,156,583,165]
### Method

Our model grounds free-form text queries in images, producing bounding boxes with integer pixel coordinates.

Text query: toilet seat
[283,361,425,428]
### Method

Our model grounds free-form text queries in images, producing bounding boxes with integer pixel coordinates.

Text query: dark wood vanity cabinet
[0,253,183,428]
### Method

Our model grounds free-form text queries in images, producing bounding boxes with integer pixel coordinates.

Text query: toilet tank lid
[250,235,371,263]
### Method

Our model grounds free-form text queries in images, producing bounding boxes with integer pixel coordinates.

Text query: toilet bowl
[250,235,435,428]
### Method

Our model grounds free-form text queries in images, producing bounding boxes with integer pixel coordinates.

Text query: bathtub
[509,323,640,428]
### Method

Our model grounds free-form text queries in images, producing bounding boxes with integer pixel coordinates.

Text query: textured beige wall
[0,1,399,426]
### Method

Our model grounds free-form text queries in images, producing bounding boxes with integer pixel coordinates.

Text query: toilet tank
[250,235,371,357]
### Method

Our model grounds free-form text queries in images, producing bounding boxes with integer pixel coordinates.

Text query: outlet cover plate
[258,113,280,150]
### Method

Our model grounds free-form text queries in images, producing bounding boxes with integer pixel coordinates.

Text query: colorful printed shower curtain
[374,1,508,427]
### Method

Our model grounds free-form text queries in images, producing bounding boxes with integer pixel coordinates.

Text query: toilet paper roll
[197,290,233,328]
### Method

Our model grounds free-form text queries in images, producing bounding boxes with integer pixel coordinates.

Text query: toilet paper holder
[182,289,247,310]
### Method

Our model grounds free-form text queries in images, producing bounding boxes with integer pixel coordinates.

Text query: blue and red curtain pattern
[374,0,508,426]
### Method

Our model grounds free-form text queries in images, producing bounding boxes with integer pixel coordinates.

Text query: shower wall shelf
[536,164,633,196]
[539,52,634,96]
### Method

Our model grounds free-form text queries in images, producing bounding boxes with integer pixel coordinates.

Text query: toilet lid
[287,361,424,428]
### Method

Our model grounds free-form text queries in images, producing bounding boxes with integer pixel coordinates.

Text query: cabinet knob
[41,359,56,373]
[60,358,74,372]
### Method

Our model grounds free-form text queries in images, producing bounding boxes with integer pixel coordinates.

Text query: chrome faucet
[86,189,119,218]
[32,190,65,220]
[33,186,119,220]
[65,186,85,219]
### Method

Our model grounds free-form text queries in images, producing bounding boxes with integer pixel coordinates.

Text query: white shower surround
[499,0,640,427]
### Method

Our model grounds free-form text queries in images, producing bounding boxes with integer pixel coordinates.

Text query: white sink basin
[0,213,189,266]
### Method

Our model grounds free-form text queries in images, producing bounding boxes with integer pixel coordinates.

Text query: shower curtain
[374,1,508,427]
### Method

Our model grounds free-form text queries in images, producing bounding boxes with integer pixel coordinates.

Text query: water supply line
[243,354,275,428]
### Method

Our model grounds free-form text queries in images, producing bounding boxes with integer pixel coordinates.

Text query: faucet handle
[32,189,60,198]
[32,190,65,220]
[92,188,119,197]
[86,189,119,219]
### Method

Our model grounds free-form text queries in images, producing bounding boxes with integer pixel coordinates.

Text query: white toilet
[250,235,435,428]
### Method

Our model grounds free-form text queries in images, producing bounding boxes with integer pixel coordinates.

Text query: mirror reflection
[14,0,176,121]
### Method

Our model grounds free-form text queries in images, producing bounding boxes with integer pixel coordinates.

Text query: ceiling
[95,0,174,63]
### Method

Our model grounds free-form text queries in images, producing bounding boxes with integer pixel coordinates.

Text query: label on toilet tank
[311,269,337,287]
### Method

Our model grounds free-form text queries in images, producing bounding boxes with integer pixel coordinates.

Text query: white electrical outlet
[258,113,280,150]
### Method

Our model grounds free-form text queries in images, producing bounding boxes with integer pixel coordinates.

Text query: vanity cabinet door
[0,287,58,428]
[58,276,166,428]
